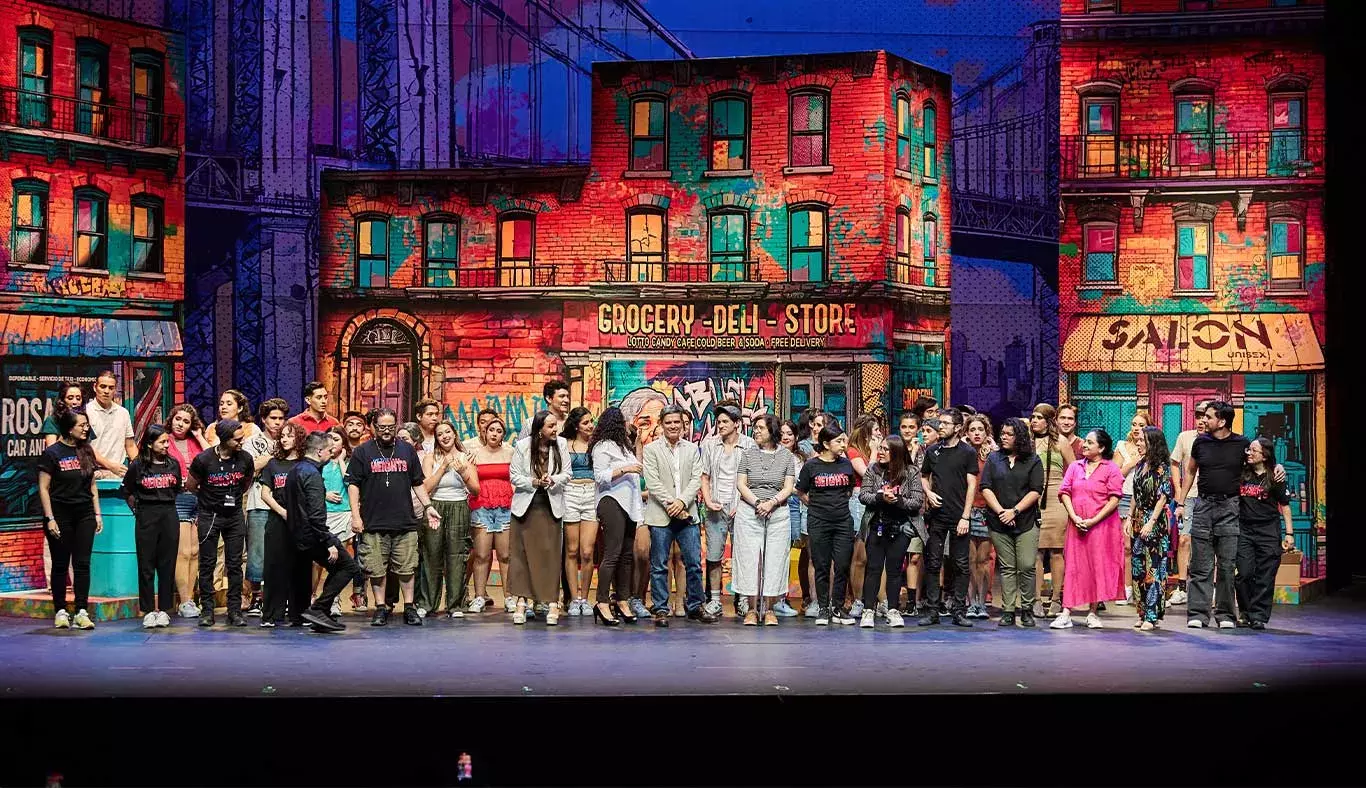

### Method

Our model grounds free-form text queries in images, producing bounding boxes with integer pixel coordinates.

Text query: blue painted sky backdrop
[643,0,1059,96]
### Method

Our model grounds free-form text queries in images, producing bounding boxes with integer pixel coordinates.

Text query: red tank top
[472,462,512,510]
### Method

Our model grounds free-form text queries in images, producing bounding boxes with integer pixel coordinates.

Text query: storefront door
[1152,379,1225,450]
[784,369,851,428]
[347,319,418,418]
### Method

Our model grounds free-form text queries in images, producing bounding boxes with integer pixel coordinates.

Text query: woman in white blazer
[589,407,643,625]
[507,409,573,624]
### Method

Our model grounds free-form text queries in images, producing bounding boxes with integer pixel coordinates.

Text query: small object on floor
[449,609,465,619]
[415,607,428,619]
[1250,620,1267,631]
[1237,616,1251,628]
[998,612,1015,627]
[1217,620,1236,630]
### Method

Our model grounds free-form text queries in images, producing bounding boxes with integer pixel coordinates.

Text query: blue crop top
[570,450,593,480]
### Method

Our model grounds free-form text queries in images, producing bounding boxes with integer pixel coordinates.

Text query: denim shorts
[472,506,511,533]
[704,509,734,563]
[563,482,597,523]
[849,489,866,535]
[174,492,198,523]
[1181,496,1196,536]
[969,506,990,539]
[1119,493,1133,520]
[246,509,269,582]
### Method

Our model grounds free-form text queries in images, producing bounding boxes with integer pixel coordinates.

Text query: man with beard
[287,431,361,632]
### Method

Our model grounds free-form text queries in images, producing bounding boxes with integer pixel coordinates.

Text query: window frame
[1267,216,1305,291]
[1081,221,1119,285]
[497,211,536,286]
[1080,94,1120,176]
[1174,220,1213,292]
[75,38,110,138]
[625,206,667,282]
[422,213,461,287]
[628,93,668,173]
[355,213,391,289]
[1086,0,1118,10]
[1173,91,1215,171]
[895,92,913,172]
[921,101,938,181]
[130,194,163,275]
[131,49,165,146]
[17,27,53,128]
[1268,89,1307,175]
[11,179,48,267]
[708,208,750,281]
[788,89,830,168]
[709,92,751,172]
[895,206,911,264]
[72,187,108,271]
[788,203,828,283]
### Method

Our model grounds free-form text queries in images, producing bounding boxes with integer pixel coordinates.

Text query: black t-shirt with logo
[921,440,979,521]
[260,458,299,516]
[122,457,182,505]
[345,439,425,532]
[189,448,255,511]
[37,442,94,506]
[1239,471,1290,526]
[796,456,856,524]
[1191,432,1252,498]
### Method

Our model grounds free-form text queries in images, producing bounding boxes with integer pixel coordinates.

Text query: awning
[1062,312,1323,373]
[0,314,183,357]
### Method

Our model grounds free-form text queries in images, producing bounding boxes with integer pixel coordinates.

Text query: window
[1081,96,1119,175]
[709,210,748,281]
[130,196,162,274]
[710,94,749,171]
[76,40,109,137]
[1269,218,1304,290]
[789,90,828,167]
[132,51,165,146]
[1087,0,1117,10]
[1175,222,1211,291]
[73,189,108,269]
[1082,223,1118,284]
[1174,94,1213,170]
[1269,94,1306,175]
[788,205,826,282]
[922,103,938,180]
[629,95,666,172]
[626,208,666,281]
[423,215,460,287]
[497,212,535,286]
[356,215,389,288]
[895,93,913,171]
[17,28,52,127]
[11,180,47,266]
[923,213,939,286]
[895,207,910,263]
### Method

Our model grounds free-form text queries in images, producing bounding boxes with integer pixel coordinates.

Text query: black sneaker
[404,607,423,626]
[246,596,263,617]
[227,611,248,627]
[199,610,215,627]
[371,606,390,626]
[998,612,1015,627]
[302,608,345,632]
[1019,610,1037,628]
[918,612,939,627]
[1249,620,1267,631]
[951,612,972,627]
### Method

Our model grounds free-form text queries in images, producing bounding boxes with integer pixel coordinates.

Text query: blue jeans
[246,509,269,583]
[649,518,704,615]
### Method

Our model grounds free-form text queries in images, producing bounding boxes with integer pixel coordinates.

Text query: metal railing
[1061,130,1325,181]
[603,259,760,284]
[455,263,557,288]
[0,86,179,148]
[887,258,949,289]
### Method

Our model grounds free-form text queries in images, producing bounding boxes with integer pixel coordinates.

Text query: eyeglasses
[375,424,398,431]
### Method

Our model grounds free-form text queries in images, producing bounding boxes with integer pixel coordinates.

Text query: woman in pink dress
[1053,428,1125,630]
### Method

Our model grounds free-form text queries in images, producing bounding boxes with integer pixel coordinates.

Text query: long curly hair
[587,406,631,467]
[166,403,204,437]
[274,422,309,460]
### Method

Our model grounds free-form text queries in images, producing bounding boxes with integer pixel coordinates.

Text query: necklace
[377,442,396,487]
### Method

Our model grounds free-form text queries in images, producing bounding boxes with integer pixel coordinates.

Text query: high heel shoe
[593,603,620,626]
[615,601,638,624]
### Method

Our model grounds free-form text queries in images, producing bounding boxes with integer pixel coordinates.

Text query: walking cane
[755,506,768,619]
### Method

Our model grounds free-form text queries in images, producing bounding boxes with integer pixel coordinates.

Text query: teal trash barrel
[90,478,138,598]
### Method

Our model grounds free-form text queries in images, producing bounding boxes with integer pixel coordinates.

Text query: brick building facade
[318,51,952,440]
[0,0,185,588]
[1057,0,1326,582]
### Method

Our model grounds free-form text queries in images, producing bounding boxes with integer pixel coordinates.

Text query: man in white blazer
[642,406,716,627]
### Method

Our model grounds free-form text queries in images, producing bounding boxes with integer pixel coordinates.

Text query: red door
[352,357,411,418]
[1152,380,1225,450]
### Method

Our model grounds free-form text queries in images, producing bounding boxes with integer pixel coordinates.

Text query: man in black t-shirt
[346,408,439,627]
[919,409,978,627]
[187,419,255,627]
[1174,401,1250,629]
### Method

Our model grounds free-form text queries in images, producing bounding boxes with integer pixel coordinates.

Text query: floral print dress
[1130,461,1175,623]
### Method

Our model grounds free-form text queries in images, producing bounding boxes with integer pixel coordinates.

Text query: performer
[287,431,362,632]
[122,425,183,628]
[642,406,715,626]
[37,410,102,630]
[187,420,256,627]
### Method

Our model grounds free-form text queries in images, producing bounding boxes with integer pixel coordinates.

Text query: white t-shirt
[700,434,757,507]
[85,399,133,468]
[1170,429,1201,499]
[243,432,278,511]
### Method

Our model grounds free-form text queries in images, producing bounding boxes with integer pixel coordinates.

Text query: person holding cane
[733,415,796,626]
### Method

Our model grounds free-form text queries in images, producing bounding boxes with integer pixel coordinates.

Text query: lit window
[922,103,938,179]
[896,94,912,171]
[1083,223,1117,284]
[1082,97,1119,175]
[789,205,826,282]
[789,91,828,167]
[498,212,535,286]
[1268,218,1304,290]
[74,189,107,270]
[630,96,666,172]
[710,95,749,170]
[11,180,47,266]
[627,209,666,282]
[131,197,162,274]
[424,216,460,287]
[1175,222,1211,291]
[356,215,389,288]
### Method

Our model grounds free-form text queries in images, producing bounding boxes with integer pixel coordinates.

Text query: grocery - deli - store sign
[593,301,880,351]
[1063,313,1324,373]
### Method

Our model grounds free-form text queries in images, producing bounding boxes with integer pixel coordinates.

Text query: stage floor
[5,589,1366,698]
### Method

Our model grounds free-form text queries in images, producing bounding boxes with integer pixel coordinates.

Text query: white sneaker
[178,600,200,618]
[415,607,428,619]
[1086,612,1104,629]
[859,610,875,628]
[849,599,865,618]
[503,596,517,614]
[1168,589,1188,605]
[1115,592,1132,606]
[467,596,487,614]
[875,600,889,618]
[1050,611,1073,629]
[54,610,70,629]
[736,596,751,616]
[815,608,830,626]
[72,609,95,630]
[512,607,527,625]
[1218,619,1236,629]
[703,598,723,617]
[832,610,857,626]
[886,609,905,628]
[449,609,464,619]
[143,612,159,629]
[546,603,560,626]
[566,599,581,616]
[1187,618,1205,628]
[156,611,171,627]
[331,598,342,618]
[804,601,820,618]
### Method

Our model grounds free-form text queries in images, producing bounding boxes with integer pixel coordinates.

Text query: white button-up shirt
[592,440,643,523]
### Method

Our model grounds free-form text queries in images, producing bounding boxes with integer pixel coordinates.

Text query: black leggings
[595,497,636,604]
[135,502,178,614]
[862,529,911,609]
[48,501,97,613]
[808,515,853,610]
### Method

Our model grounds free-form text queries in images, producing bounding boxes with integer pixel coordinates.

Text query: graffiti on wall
[0,363,107,520]
[443,393,541,442]
[605,361,774,445]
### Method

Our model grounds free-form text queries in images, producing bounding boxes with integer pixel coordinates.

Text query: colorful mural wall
[604,360,776,444]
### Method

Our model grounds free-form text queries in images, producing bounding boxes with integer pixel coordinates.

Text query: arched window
[789,204,827,282]
[626,207,666,282]
[75,39,109,137]
[629,93,667,172]
[1078,87,1120,177]
[789,89,829,167]
[131,194,163,274]
[922,212,939,286]
[423,214,460,287]
[497,211,536,286]
[710,92,750,171]
[1173,79,1215,171]
[709,209,749,281]
[1268,81,1308,176]
[895,92,913,171]
[355,214,390,288]
[11,179,48,266]
[131,50,165,146]
[921,101,938,180]
[73,187,108,270]
[17,27,52,128]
